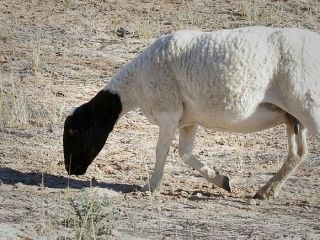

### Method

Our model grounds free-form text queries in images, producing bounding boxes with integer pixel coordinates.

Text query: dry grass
[63,190,113,239]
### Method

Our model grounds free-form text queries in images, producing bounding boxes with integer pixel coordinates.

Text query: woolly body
[107,26,320,135]
[64,26,320,199]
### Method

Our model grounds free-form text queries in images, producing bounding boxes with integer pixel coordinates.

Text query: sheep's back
[169,27,279,120]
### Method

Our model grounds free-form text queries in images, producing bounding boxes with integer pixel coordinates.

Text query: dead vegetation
[0,0,320,239]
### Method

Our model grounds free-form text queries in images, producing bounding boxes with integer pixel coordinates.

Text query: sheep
[63,26,320,199]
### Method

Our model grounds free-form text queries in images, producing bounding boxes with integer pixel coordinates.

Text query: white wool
[106,26,320,136]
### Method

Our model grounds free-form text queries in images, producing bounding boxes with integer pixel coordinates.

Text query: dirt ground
[1,0,320,239]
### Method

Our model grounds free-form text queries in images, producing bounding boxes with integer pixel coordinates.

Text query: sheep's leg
[142,119,177,192]
[179,125,231,192]
[254,115,308,199]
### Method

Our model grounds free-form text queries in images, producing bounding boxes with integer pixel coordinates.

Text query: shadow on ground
[0,167,140,193]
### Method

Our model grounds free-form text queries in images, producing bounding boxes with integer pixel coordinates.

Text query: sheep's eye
[68,128,80,137]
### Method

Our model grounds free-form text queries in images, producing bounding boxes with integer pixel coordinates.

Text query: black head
[63,90,122,175]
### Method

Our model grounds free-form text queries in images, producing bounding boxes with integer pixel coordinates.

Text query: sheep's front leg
[179,125,231,192]
[254,116,308,200]
[142,122,177,192]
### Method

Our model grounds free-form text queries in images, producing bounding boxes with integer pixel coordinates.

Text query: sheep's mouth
[66,164,88,176]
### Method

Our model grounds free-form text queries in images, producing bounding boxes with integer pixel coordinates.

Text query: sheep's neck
[104,61,140,116]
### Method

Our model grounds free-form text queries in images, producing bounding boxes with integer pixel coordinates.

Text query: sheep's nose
[68,165,87,175]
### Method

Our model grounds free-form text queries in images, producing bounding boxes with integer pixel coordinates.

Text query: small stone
[116,27,130,38]
[180,191,188,197]
[162,21,172,25]
[131,191,138,196]
[142,191,151,197]
[15,182,24,189]
[110,229,122,238]
[0,55,8,63]
[247,198,257,205]
[196,192,203,198]
[176,225,184,231]
[301,6,310,11]
[37,186,47,191]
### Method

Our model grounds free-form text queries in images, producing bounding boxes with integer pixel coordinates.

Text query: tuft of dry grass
[62,190,114,239]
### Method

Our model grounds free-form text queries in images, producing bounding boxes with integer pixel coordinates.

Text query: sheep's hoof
[252,193,267,200]
[213,175,231,192]
[253,185,279,200]
[253,191,277,200]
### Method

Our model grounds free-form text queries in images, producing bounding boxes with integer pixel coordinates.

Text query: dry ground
[1,0,320,239]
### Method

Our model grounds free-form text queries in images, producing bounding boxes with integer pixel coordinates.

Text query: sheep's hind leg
[179,125,231,192]
[254,114,308,200]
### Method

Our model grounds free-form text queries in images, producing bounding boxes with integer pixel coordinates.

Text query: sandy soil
[0,0,320,239]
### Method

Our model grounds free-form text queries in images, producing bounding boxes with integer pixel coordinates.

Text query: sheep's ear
[68,107,78,116]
